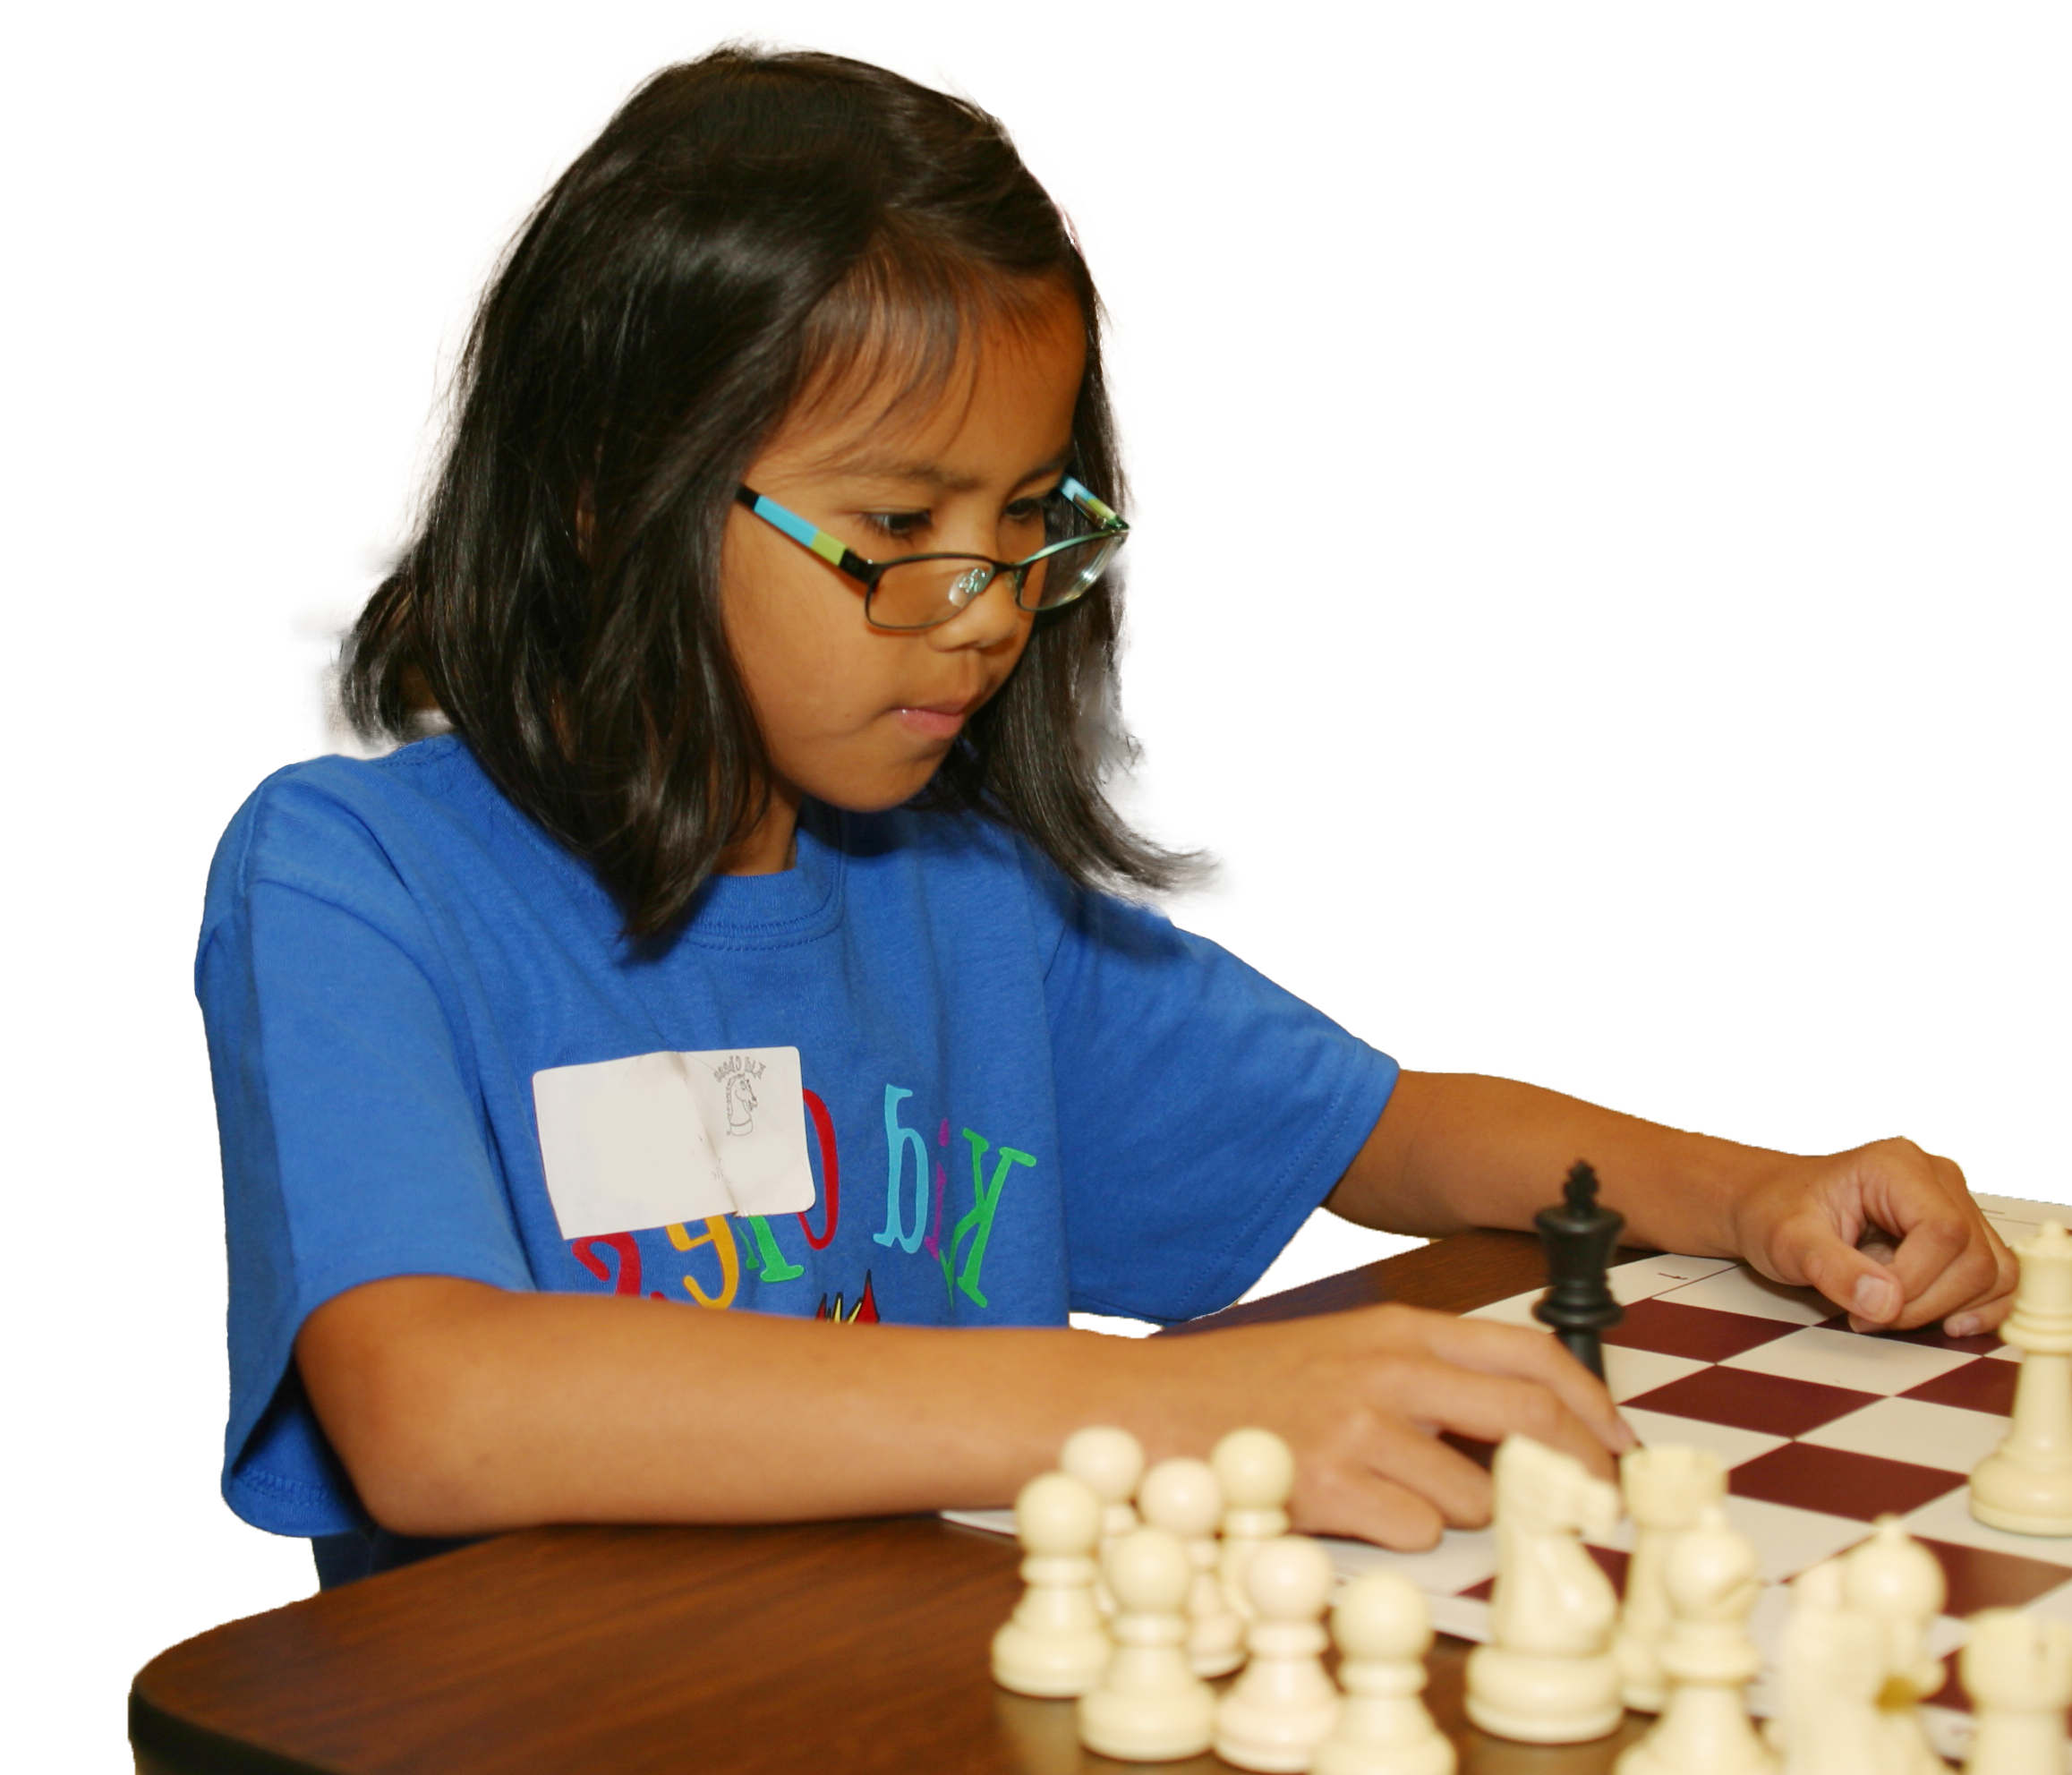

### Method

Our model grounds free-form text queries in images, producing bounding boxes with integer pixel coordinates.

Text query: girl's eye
[860,510,928,545]
[1002,497,1045,525]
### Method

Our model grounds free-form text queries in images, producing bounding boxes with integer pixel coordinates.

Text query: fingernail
[1612,1414,1640,1453]
[1947,1314,1981,1338]
[1852,1276,1900,1321]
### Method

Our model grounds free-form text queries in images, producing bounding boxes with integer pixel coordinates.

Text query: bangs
[787,231,1087,442]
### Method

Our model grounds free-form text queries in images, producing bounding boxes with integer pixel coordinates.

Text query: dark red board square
[1816,1314,2006,1357]
[1727,1443,1964,1520]
[1916,1537,2072,1617]
[1623,1365,1879,1438]
[1902,1358,2018,1418]
[1460,1544,1628,1605]
[1605,1299,1803,1361]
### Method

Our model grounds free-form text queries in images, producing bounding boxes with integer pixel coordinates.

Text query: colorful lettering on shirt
[743,1213,805,1283]
[668,1216,740,1310]
[571,1231,644,1295]
[945,1131,1036,1309]
[923,1117,950,1259]
[873,1085,930,1254]
[798,1087,840,1250]
[814,1272,881,1323]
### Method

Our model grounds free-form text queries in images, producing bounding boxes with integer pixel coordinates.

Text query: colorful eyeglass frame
[732,476,1128,627]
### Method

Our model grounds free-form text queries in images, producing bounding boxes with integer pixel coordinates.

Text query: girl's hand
[1727,1137,2018,1336]
[1148,1302,1634,1551]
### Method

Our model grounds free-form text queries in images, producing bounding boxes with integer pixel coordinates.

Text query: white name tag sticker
[532,1046,815,1240]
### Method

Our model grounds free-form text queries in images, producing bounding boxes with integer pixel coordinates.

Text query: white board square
[1721,1326,1976,1395]
[1602,1344,1709,1404]
[1607,1254,1738,1304]
[1463,1290,1547,1330]
[1899,1486,2072,1560]
[1322,1525,1497,1598]
[1619,1407,1788,1472]
[532,1045,814,1238]
[1798,1396,2008,1475]
[2019,1577,2072,1633]
[1652,1266,1834,1324]
[1718,1494,1875,1583]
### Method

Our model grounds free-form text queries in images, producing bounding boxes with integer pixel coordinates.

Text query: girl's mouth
[893,704,969,739]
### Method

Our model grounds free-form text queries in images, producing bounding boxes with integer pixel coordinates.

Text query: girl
[198,47,2012,1587]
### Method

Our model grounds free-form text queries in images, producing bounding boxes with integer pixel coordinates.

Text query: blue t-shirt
[196,737,1398,1536]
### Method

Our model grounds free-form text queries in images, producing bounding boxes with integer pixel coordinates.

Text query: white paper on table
[533,1045,814,1238]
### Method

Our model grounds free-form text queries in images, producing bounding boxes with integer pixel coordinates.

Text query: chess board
[948,1192,2071,1763]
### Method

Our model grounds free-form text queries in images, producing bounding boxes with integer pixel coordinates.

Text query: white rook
[1971,1222,2072,1536]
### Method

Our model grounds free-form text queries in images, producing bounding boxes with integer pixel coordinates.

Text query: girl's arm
[1328,1070,2017,1336]
[295,1268,1632,1552]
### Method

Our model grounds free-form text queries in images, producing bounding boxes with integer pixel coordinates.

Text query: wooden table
[132,1229,1658,1775]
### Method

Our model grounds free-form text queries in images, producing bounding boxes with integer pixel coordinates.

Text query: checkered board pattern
[1317,1192,2071,1762]
[945,1195,2072,1759]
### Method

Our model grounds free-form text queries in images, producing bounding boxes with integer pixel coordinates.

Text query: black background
[137,13,2047,1698]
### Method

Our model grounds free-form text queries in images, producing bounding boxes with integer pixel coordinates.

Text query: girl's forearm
[1332,1070,1769,1256]
[297,1276,1164,1536]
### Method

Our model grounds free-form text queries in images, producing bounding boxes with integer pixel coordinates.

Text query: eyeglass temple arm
[734,486,885,586]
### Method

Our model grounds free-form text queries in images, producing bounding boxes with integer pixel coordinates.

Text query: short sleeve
[198,781,532,1535]
[1037,875,1400,1324]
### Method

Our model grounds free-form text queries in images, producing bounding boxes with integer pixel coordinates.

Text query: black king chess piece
[1533,1161,1624,1378]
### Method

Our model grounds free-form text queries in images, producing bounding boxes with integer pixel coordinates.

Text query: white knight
[1465,1434,1625,1745]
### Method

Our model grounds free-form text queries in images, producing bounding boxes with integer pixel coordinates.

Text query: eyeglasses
[734,476,1129,631]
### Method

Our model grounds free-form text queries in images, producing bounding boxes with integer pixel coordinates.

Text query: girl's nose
[927,567,1027,651]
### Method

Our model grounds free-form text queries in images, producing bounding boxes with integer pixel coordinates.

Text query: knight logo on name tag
[532,1046,816,1240]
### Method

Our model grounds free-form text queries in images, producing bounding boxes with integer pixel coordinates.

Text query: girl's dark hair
[344,45,1189,936]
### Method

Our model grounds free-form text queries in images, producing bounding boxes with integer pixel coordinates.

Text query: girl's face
[720,281,1087,868]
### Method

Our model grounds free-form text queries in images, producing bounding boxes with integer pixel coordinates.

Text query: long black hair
[343,46,1189,937]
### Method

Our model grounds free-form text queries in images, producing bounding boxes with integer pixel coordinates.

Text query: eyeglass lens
[867,491,1123,628]
[867,534,1120,628]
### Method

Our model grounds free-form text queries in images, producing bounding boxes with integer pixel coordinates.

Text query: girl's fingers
[1291,1463,1449,1552]
[1369,1359,1620,1483]
[1411,1313,1634,1454]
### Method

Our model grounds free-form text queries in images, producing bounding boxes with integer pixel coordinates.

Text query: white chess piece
[1616,1505,1775,1775]
[1076,1525,1215,1762]
[1062,1424,1147,1614]
[1465,1434,1624,1745]
[1215,1534,1343,1772]
[1313,1571,1456,1775]
[1773,1559,1888,1775]
[1961,1609,2072,1775]
[1616,1443,1727,1712]
[991,1470,1112,1697]
[1842,1516,1948,1775]
[1138,1456,1246,1678]
[1971,1221,2072,1535]
[1213,1427,1295,1619]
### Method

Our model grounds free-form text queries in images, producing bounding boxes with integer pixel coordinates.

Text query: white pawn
[1842,1516,1947,1775]
[1772,1559,1886,1775]
[1215,1535,1343,1772]
[1971,1221,2072,1536]
[1962,1609,2072,1775]
[1616,1505,1775,1775]
[1465,1434,1624,1745]
[1138,1456,1246,1678]
[1077,1526,1215,1762]
[1214,1426,1295,1619]
[1062,1425,1146,1614]
[991,1470,1112,1698]
[1313,1571,1456,1775]
[1616,1444,1727,1712]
